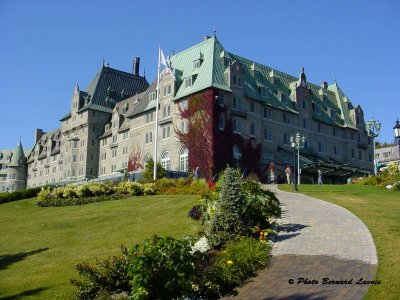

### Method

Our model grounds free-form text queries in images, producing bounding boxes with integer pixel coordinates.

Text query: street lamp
[290,132,306,191]
[365,118,381,176]
[393,119,400,165]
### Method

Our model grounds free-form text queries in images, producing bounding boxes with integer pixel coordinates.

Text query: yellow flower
[227,260,234,266]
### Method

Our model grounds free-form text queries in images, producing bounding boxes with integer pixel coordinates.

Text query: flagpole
[153,46,161,180]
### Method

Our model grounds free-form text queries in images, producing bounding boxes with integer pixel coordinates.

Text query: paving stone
[223,186,378,299]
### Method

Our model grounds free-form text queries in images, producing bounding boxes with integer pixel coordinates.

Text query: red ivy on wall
[175,89,263,181]
[127,145,143,172]
[175,90,215,181]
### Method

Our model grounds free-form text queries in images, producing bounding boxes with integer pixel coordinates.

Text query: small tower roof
[8,140,26,167]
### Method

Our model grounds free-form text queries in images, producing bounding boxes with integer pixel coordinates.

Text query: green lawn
[279,184,400,300]
[0,195,201,299]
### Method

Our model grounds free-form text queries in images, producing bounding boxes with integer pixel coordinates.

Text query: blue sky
[0,0,399,150]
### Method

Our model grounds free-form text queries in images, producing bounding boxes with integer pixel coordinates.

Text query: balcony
[231,108,247,118]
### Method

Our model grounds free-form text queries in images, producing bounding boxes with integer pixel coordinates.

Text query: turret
[6,140,27,191]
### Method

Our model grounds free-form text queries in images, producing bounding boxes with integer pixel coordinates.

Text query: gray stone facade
[24,36,373,188]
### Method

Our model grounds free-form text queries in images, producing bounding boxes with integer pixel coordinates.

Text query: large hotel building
[1,35,374,191]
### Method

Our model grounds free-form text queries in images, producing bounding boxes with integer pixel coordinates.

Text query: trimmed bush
[0,187,41,204]
[188,205,202,220]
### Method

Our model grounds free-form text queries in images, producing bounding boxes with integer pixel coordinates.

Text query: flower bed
[71,167,281,299]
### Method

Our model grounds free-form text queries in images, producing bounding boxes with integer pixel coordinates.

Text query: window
[318,123,322,133]
[233,75,237,85]
[218,114,225,130]
[238,77,242,87]
[250,102,255,113]
[161,151,171,170]
[185,77,192,88]
[72,140,78,149]
[283,113,291,125]
[264,128,272,141]
[318,142,326,154]
[146,112,154,123]
[250,123,255,136]
[92,139,95,146]
[263,108,272,119]
[112,135,117,143]
[334,145,340,157]
[358,150,362,160]
[280,93,288,103]
[162,126,171,139]
[90,153,94,161]
[144,155,151,166]
[233,119,242,133]
[233,145,241,167]
[111,165,116,172]
[112,149,117,158]
[260,86,269,97]
[283,133,288,145]
[149,91,157,101]
[193,60,201,69]
[123,146,128,156]
[179,100,188,110]
[302,100,306,109]
[369,153,372,162]
[180,120,188,133]
[163,84,172,96]
[163,105,171,117]
[145,132,153,144]
[180,148,189,172]
[333,127,337,137]
[123,131,129,140]
[302,119,308,129]
[232,96,242,109]
[72,155,77,162]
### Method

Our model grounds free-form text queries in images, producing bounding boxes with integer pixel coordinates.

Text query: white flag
[159,48,176,81]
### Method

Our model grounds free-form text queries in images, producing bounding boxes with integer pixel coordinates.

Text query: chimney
[35,129,45,144]
[132,57,140,75]
[321,81,328,89]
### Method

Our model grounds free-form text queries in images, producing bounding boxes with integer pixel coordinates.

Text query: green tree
[206,167,247,247]
[141,158,165,182]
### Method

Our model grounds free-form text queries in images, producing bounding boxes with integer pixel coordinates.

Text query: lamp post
[290,132,306,191]
[393,119,400,166]
[366,118,381,176]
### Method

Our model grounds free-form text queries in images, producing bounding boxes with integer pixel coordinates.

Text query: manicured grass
[279,184,400,300]
[0,195,201,299]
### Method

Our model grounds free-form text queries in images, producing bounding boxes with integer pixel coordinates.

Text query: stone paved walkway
[224,185,378,300]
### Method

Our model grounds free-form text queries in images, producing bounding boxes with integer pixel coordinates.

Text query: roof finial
[143,68,146,78]
[334,76,337,83]
[172,47,175,55]
[213,26,217,37]
[301,66,304,73]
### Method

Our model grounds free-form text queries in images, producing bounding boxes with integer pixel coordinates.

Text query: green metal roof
[168,35,357,128]
[4,141,27,167]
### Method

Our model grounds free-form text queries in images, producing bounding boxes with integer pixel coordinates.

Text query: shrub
[116,182,144,196]
[211,237,271,291]
[142,183,157,195]
[127,235,195,299]
[71,246,132,299]
[63,185,77,199]
[75,184,93,198]
[189,205,202,220]
[241,180,281,229]
[0,187,41,204]
[36,187,52,202]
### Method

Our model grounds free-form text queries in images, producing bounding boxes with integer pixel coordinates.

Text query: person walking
[317,169,323,185]
[285,165,292,184]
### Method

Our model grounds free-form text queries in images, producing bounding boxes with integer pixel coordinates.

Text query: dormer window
[260,86,269,98]
[149,91,157,101]
[193,59,202,69]
[184,77,192,88]
[273,77,279,85]
[279,92,288,103]
[105,124,110,131]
